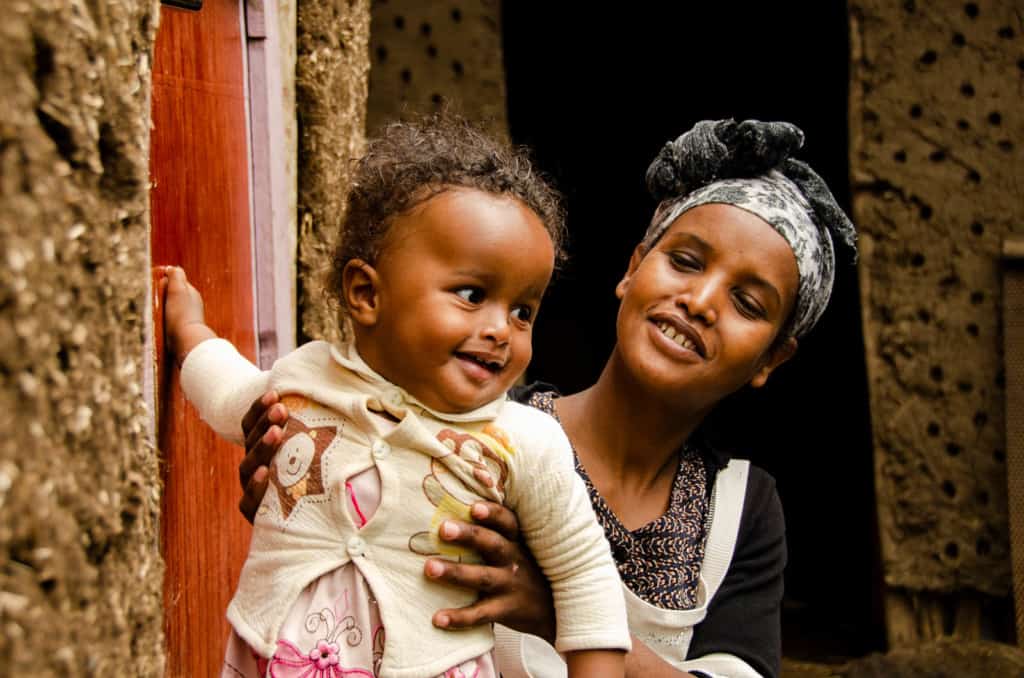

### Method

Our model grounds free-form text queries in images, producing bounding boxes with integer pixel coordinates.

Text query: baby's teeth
[663,326,677,339]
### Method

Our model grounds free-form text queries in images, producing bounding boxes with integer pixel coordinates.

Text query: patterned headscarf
[642,119,856,338]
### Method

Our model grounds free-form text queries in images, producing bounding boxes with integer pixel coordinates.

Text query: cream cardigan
[180,339,630,678]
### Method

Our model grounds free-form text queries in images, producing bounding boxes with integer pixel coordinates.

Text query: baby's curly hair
[326,113,566,333]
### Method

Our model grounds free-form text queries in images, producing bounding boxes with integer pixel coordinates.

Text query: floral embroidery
[268,588,372,677]
[309,640,341,670]
[269,639,373,677]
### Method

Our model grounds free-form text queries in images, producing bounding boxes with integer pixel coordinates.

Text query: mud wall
[0,1,163,675]
[296,0,371,343]
[367,0,507,136]
[850,0,1022,623]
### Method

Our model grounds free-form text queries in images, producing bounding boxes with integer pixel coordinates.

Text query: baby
[162,116,628,678]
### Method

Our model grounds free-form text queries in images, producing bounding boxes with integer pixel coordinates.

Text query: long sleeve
[686,467,786,678]
[501,404,631,654]
[179,338,270,445]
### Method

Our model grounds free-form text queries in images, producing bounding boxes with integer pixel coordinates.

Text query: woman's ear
[615,244,648,300]
[749,336,798,389]
[342,259,381,327]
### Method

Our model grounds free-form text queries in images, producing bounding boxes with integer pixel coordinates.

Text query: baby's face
[352,188,555,413]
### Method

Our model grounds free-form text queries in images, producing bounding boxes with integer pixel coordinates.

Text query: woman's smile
[649,313,707,358]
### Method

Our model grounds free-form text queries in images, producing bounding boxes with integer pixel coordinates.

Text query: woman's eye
[511,305,533,323]
[734,293,766,320]
[669,252,701,270]
[455,287,485,304]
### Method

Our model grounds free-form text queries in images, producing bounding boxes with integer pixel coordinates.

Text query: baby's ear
[749,336,797,389]
[342,259,381,327]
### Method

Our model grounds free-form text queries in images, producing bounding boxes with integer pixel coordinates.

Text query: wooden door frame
[245,0,296,368]
[145,0,296,672]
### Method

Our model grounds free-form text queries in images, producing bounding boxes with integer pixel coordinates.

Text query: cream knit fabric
[180,339,630,678]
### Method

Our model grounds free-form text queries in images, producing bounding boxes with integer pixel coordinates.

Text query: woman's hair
[645,119,855,255]
[327,114,566,333]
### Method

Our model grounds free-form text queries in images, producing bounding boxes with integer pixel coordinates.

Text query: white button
[383,388,404,409]
[371,439,391,459]
[347,536,365,557]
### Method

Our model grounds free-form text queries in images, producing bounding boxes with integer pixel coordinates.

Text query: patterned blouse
[526,390,710,610]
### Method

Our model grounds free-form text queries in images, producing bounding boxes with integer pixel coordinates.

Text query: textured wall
[367,0,507,136]
[0,1,163,675]
[297,0,371,343]
[850,1,1022,597]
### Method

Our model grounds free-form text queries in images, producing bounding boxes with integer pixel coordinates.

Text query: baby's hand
[159,266,216,362]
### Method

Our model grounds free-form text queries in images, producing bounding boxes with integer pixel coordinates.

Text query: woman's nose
[677,278,718,326]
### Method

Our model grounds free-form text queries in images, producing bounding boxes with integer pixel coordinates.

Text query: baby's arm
[566,649,625,677]
[159,266,269,444]
[505,411,629,677]
[160,266,218,363]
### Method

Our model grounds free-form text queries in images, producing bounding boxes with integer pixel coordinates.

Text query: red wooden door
[150,1,255,674]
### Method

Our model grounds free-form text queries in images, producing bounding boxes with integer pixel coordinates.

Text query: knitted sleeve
[687,466,786,678]
[178,338,270,446]
[500,403,631,654]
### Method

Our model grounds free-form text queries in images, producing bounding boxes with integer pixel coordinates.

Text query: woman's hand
[237,391,289,523]
[424,502,556,643]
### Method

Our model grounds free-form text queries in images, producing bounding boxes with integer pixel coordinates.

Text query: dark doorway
[503,3,883,662]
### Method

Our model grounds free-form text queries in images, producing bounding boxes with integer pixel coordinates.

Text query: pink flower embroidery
[269,639,374,678]
[310,640,340,670]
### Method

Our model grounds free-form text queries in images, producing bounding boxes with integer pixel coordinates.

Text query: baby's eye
[455,287,485,304]
[511,305,533,323]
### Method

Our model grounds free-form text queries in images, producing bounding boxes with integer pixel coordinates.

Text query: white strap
[700,459,749,601]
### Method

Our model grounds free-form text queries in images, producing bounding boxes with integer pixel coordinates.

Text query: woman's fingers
[242,402,288,454]
[431,597,508,630]
[238,466,269,525]
[468,501,520,542]
[424,557,513,593]
[437,519,518,566]
[238,423,284,491]
[242,391,283,449]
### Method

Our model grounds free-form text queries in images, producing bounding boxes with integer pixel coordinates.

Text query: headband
[642,119,856,338]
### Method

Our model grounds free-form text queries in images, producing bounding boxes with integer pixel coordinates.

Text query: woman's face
[614,203,800,411]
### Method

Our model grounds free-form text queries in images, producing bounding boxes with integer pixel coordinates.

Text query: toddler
[162,117,629,678]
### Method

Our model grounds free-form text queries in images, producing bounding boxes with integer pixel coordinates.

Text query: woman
[237,119,856,678]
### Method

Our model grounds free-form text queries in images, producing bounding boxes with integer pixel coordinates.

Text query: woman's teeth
[657,322,697,352]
